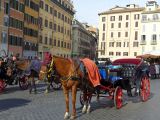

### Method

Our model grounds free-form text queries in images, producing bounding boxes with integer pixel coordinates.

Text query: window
[102,33,105,40]
[111,23,114,28]
[116,42,121,47]
[110,16,115,21]
[142,15,147,21]
[126,15,129,20]
[45,4,48,12]
[54,10,57,17]
[135,31,138,40]
[125,32,128,37]
[102,17,106,22]
[126,22,128,28]
[152,34,157,40]
[109,42,114,47]
[58,12,61,19]
[135,22,138,27]
[118,32,121,37]
[50,7,53,14]
[54,23,57,31]
[134,14,140,20]
[141,35,146,41]
[116,52,121,56]
[119,15,122,21]
[134,52,137,56]
[118,23,121,28]
[109,52,114,56]
[4,2,9,14]
[111,32,113,38]
[58,40,60,47]
[45,37,48,44]
[54,39,56,46]
[39,35,42,43]
[40,1,44,9]
[61,41,63,47]
[45,19,48,27]
[103,24,105,31]
[123,42,125,47]
[58,25,60,32]
[133,42,139,47]
[49,22,52,29]
[123,52,128,56]
[49,38,52,45]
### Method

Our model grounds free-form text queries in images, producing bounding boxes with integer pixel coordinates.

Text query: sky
[72,0,160,27]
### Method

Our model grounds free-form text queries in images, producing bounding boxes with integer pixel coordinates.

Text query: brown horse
[49,56,95,119]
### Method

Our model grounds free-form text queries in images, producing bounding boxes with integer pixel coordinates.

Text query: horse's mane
[52,55,71,63]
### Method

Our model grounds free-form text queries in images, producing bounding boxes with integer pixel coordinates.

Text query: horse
[48,55,99,119]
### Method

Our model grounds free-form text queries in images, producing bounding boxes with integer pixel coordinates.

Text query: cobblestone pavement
[0,79,160,120]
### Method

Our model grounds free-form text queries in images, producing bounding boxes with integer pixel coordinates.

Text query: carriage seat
[99,65,123,84]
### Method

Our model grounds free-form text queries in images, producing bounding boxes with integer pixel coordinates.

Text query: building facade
[23,0,39,59]
[8,0,24,57]
[72,19,97,59]
[98,4,144,60]
[141,1,160,54]
[39,0,74,59]
[0,0,9,54]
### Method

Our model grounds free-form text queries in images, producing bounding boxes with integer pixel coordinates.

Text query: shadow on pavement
[0,98,31,112]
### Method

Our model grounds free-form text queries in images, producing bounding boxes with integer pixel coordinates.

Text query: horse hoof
[70,115,76,120]
[64,112,70,119]
[82,106,87,113]
[44,89,49,94]
[87,107,91,114]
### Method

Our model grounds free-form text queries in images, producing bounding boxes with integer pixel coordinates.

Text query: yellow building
[98,4,144,60]
[39,0,74,59]
[23,0,39,59]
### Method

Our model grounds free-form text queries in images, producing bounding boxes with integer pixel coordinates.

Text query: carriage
[80,58,150,109]
[0,59,29,92]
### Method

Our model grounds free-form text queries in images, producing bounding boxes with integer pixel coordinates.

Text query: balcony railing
[140,40,146,45]
[151,40,157,45]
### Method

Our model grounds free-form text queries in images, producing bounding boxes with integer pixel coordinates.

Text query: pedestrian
[28,56,41,94]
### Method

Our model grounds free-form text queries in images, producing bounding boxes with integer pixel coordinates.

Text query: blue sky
[72,0,160,27]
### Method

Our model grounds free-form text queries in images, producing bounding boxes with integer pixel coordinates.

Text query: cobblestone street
[0,79,160,120]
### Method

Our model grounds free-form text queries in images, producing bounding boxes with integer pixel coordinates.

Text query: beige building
[141,1,160,54]
[39,0,74,59]
[98,4,144,60]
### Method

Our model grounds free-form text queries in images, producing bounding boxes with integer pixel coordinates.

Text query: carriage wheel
[0,79,5,92]
[114,86,123,109]
[79,91,84,106]
[19,75,29,90]
[51,79,62,90]
[140,75,150,102]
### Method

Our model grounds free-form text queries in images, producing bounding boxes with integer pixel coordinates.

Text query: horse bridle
[50,57,82,82]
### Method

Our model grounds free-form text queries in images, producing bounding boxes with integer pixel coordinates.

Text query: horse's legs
[62,86,70,119]
[82,91,87,113]
[32,77,37,94]
[45,78,50,94]
[70,84,78,119]
[87,92,92,113]
[28,77,32,94]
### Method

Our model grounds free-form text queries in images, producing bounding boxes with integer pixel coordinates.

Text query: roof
[142,9,160,14]
[112,58,143,66]
[99,7,144,15]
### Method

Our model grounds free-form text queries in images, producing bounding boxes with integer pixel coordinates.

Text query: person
[28,56,41,94]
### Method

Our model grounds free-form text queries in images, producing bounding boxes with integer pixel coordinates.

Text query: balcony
[140,40,146,45]
[151,40,157,45]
